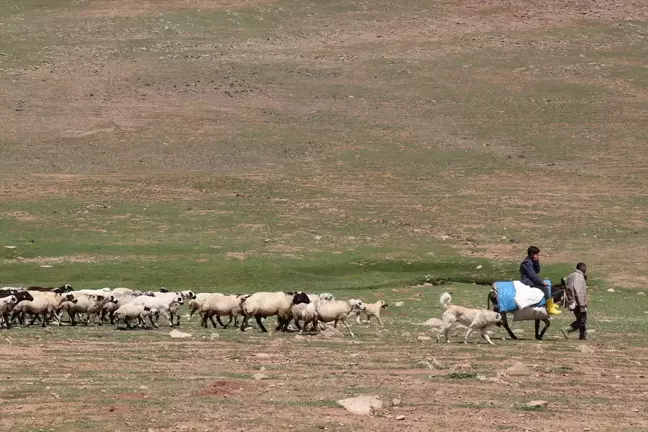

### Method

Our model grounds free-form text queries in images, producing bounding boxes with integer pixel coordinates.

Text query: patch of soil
[196,380,248,397]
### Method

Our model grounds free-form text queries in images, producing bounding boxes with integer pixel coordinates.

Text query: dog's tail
[439,292,452,309]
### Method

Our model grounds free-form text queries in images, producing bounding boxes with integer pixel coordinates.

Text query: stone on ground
[337,395,383,415]
[169,330,192,339]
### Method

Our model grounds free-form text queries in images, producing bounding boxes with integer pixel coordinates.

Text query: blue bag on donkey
[494,280,550,313]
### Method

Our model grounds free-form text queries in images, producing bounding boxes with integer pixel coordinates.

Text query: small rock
[394,302,404,307]
[504,361,531,376]
[525,400,548,408]
[337,395,383,415]
[253,373,268,381]
[476,374,487,381]
[509,238,520,243]
[209,333,219,340]
[395,415,406,420]
[576,345,595,354]
[423,318,443,327]
[109,407,115,412]
[391,398,401,407]
[607,288,615,293]
[169,330,192,339]
[139,385,149,390]
[637,292,646,296]
[4,245,16,249]
[314,235,323,240]
[417,336,431,341]
[252,353,271,358]
[475,265,483,270]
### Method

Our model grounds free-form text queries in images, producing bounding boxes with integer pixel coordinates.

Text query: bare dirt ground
[1,0,648,430]
[2,324,648,432]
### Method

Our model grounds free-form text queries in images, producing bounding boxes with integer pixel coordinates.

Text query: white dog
[436,292,502,345]
[348,300,388,327]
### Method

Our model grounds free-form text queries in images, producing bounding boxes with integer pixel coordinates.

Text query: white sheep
[292,293,335,332]
[240,291,310,332]
[187,293,219,320]
[15,292,76,327]
[0,296,17,329]
[59,293,117,326]
[314,299,366,337]
[100,291,141,325]
[112,287,134,294]
[115,303,157,329]
[348,300,388,327]
[200,294,247,329]
[129,293,184,327]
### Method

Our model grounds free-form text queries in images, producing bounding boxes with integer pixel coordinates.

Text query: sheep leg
[343,320,356,337]
[255,316,268,332]
[125,317,133,329]
[333,319,339,328]
[216,316,226,328]
[149,314,158,329]
[294,319,303,332]
[377,316,384,327]
[3,312,10,330]
[209,316,219,329]
[41,313,49,328]
[222,316,233,329]
[70,311,77,326]
[109,311,116,325]
[240,315,249,331]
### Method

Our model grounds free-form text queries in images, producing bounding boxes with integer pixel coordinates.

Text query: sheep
[114,303,157,329]
[100,291,141,325]
[292,293,336,332]
[187,293,217,320]
[240,291,310,332]
[58,293,118,326]
[0,296,18,329]
[112,287,134,294]
[129,293,184,327]
[13,292,77,327]
[26,284,74,293]
[0,290,33,329]
[314,299,366,337]
[291,302,319,333]
[200,294,248,329]
[348,300,388,327]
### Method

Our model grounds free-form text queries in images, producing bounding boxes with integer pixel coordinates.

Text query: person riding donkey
[520,246,561,315]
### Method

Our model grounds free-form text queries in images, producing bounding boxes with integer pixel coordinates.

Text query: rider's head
[527,246,541,261]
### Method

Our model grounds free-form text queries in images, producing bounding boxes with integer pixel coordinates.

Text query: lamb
[0,296,18,329]
[314,299,366,337]
[291,302,319,332]
[240,291,310,332]
[200,294,248,329]
[129,293,184,327]
[114,303,157,329]
[348,300,388,327]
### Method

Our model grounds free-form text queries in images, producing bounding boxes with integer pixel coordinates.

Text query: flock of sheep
[0,285,389,336]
